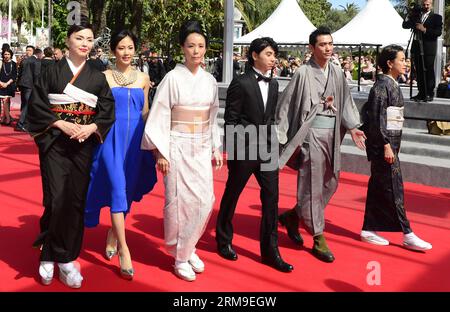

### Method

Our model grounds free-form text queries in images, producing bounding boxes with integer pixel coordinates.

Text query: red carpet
[1,103,449,292]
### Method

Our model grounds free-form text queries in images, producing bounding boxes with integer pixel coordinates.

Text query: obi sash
[170,106,210,134]
[311,115,336,129]
[48,62,98,125]
[386,106,404,131]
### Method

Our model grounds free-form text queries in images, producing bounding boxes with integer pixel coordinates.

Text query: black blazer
[224,69,279,159]
[18,56,41,89]
[402,12,442,56]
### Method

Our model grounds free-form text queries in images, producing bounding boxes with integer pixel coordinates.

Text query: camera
[407,2,423,25]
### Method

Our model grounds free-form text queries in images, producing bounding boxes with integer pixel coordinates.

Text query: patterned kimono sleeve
[368,85,390,146]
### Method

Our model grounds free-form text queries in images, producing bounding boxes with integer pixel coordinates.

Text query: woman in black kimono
[0,48,17,125]
[26,19,115,288]
[360,45,432,252]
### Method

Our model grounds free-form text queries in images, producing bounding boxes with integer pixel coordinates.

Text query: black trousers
[412,50,436,97]
[35,135,95,263]
[216,159,279,257]
[18,87,32,127]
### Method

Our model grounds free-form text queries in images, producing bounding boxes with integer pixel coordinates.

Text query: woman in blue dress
[85,30,157,279]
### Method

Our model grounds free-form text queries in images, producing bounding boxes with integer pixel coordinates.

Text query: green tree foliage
[339,3,359,18]
[299,0,332,27]
[140,0,224,61]
[326,2,359,32]
[0,0,42,45]
[216,0,281,34]
[46,0,450,55]
[51,0,70,48]
[326,9,349,33]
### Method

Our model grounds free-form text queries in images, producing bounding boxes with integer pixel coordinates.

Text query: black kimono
[361,74,411,233]
[26,57,115,263]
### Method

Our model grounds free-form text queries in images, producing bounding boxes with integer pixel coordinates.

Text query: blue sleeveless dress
[85,87,157,227]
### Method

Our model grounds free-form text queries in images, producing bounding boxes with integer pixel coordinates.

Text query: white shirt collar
[422,10,431,22]
[252,66,271,78]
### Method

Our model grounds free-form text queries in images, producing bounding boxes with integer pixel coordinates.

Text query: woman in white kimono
[141,20,222,282]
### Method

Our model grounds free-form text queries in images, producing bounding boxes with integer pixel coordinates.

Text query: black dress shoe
[411,94,426,102]
[217,244,238,261]
[279,209,303,246]
[426,95,434,102]
[261,255,294,273]
[14,124,27,132]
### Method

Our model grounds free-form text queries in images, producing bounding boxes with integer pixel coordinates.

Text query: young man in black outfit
[216,37,293,273]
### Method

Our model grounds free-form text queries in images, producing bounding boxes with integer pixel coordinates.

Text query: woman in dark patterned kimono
[360,45,432,251]
[26,19,115,288]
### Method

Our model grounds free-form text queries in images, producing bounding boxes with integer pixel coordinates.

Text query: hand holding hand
[70,123,98,142]
[53,120,81,137]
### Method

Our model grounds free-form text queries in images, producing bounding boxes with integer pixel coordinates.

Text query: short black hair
[43,47,53,58]
[34,48,43,56]
[309,26,332,46]
[377,45,404,74]
[26,45,35,51]
[247,37,279,67]
[67,15,93,38]
[2,48,13,59]
[179,20,208,46]
[2,43,10,52]
[110,29,138,51]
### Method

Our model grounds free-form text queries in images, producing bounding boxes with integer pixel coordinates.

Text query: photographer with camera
[402,0,442,102]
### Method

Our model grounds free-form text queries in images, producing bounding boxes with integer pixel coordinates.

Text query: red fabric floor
[1,106,449,292]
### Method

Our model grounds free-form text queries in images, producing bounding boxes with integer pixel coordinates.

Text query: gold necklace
[112,67,138,86]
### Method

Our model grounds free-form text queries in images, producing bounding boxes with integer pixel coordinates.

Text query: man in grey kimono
[276,27,366,263]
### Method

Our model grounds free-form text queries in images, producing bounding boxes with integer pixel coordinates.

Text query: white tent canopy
[234,0,316,45]
[332,0,411,47]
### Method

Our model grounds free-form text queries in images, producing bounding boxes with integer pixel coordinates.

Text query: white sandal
[58,261,83,289]
[39,261,54,286]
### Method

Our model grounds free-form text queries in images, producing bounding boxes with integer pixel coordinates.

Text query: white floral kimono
[141,64,221,261]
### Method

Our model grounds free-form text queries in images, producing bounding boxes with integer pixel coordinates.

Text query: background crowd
[7,40,450,131]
